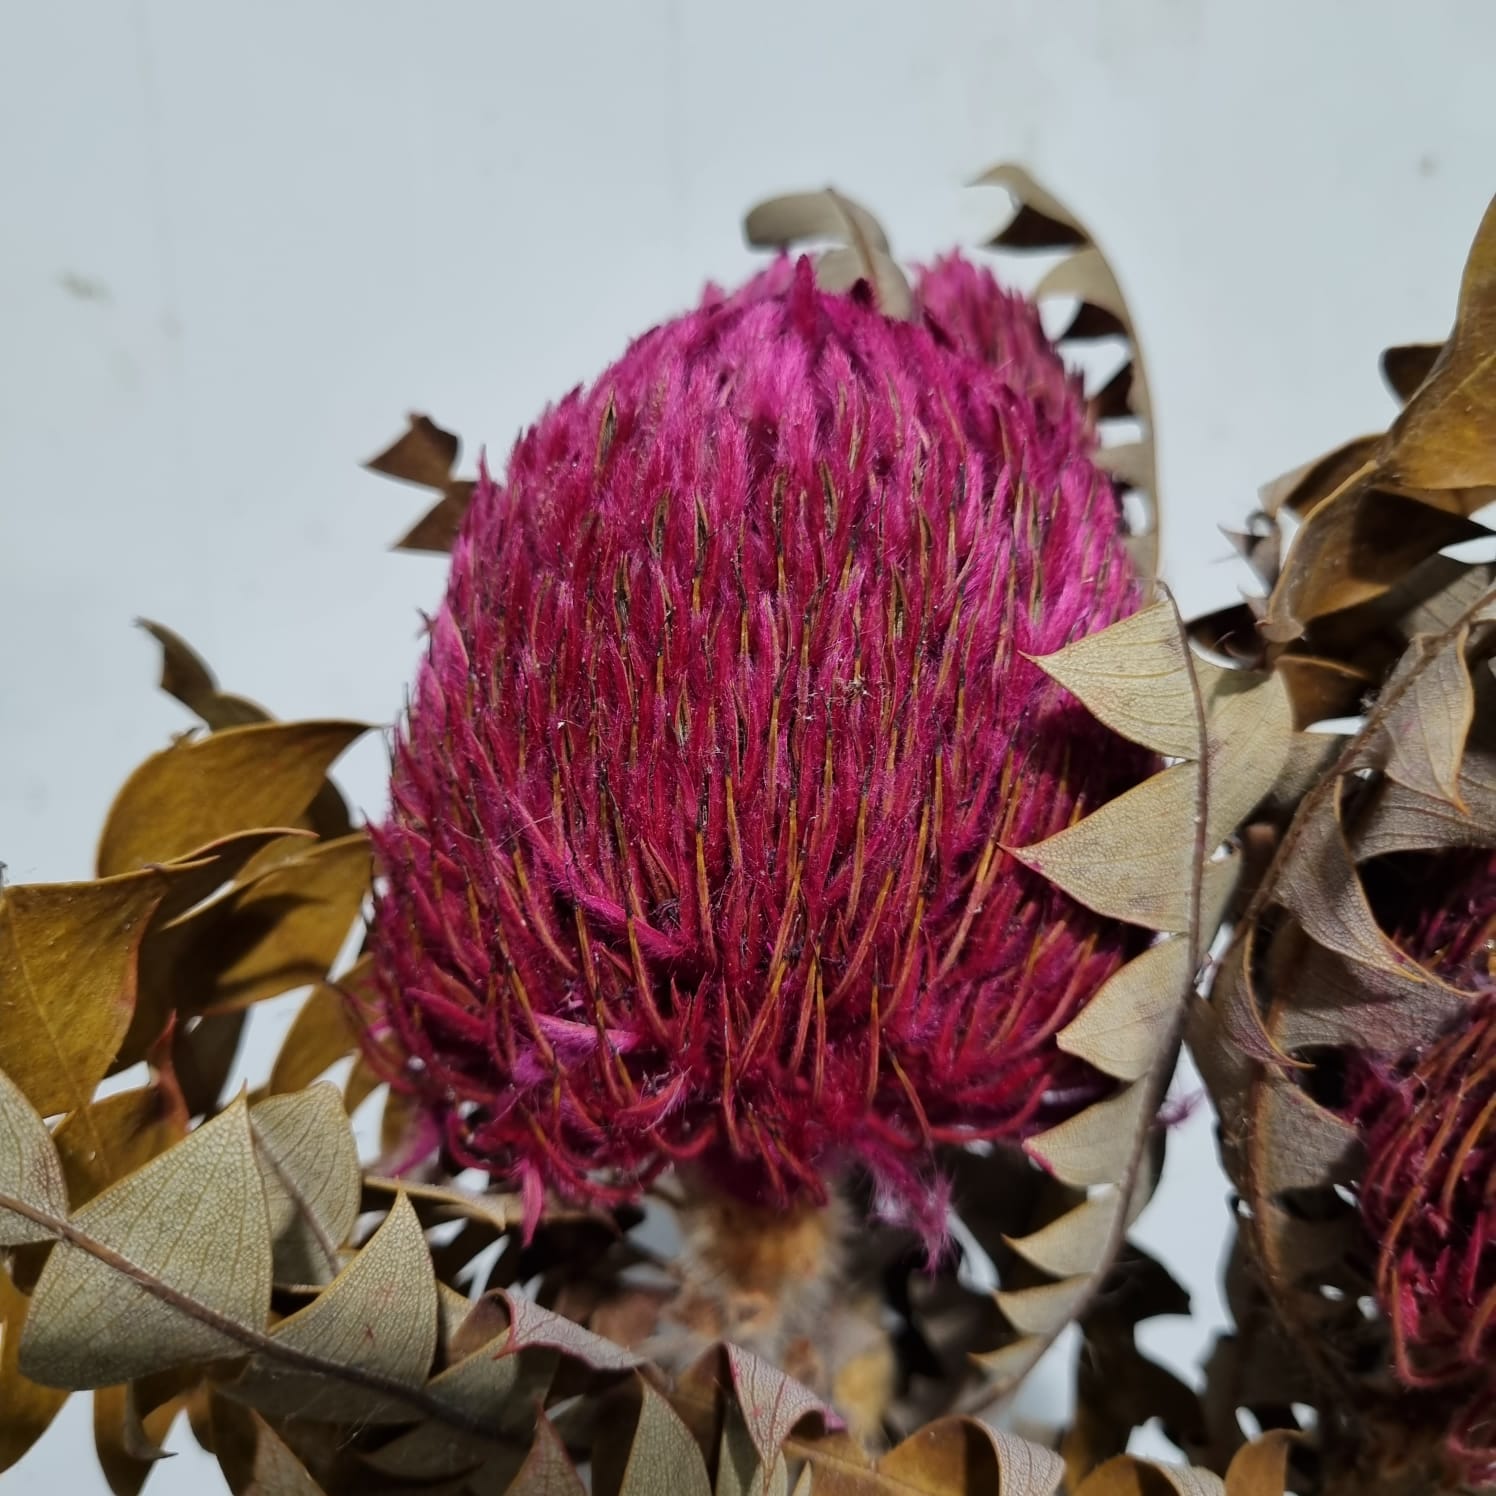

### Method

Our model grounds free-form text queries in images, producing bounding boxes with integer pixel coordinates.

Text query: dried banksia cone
[368,244,1151,1342]
[1338,853,1496,1487]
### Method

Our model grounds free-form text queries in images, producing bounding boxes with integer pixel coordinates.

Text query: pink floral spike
[1343,852,1496,1489]
[367,251,1151,1249]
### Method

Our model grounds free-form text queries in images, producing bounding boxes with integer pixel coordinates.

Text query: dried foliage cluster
[1,169,1493,1496]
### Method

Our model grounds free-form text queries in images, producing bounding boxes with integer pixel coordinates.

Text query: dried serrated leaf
[268,982,358,1094]
[1057,939,1192,1082]
[363,1175,525,1238]
[20,1098,272,1388]
[97,721,367,877]
[0,1066,68,1247]
[815,244,913,320]
[249,1085,360,1286]
[210,1394,327,1495]
[1258,436,1380,519]
[1378,194,1496,492]
[136,620,268,730]
[1274,655,1370,729]
[1028,602,1200,758]
[1351,754,1496,856]
[230,1193,436,1422]
[1004,1193,1126,1279]
[743,190,890,254]
[1025,1081,1152,1190]
[0,1264,69,1472]
[620,1380,711,1496]
[996,1275,1093,1338]
[0,872,168,1118]
[1012,764,1197,933]
[503,1289,647,1371]
[510,1411,586,1494]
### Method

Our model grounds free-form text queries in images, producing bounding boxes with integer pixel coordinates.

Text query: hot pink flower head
[369,253,1150,1245]
[1345,853,1496,1486]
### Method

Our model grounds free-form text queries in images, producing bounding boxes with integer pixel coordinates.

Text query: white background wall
[3,2,1493,1489]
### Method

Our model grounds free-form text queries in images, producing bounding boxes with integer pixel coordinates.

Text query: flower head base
[1346,853,1496,1486]
[370,252,1150,1245]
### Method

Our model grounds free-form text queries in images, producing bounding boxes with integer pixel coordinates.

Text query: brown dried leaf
[1246,1073,1359,1196]
[1365,627,1475,804]
[366,415,477,554]
[0,1263,69,1473]
[1378,194,1496,492]
[1258,436,1380,519]
[93,1381,182,1496]
[1263,480,1485,644]
[97,721,367,877]
[249,1085,360,1286]
[229,1193,436,1423]
[19,1098,272,1388]
[136,620,268,730]
[1381,342,1444,405]
[1074,1458,1224,1496]
[210,1395,328,1495]
[1350,751,1496,856]
[1274,655,1370,729]
[1025,1081,1152,1190]
[0,872,169,1118]
[875,1415,1065,1495]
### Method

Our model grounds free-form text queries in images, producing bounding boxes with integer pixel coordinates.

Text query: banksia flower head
[1344,853,1496,1487]
[370,249,1151,1250]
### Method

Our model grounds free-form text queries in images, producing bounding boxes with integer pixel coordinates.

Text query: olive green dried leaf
[1378,194,1496,492]
[172,1010,249,1119]
[743,189,891,254]
[509,1410,586,1495]
[53,1082,189,1208]
[97,721,368,877]
[619,1380,711,1496]
[1024,1080,1152,1190]
[19,1097,272,1388]
[0,1263,69,1472]
[209,1394,328,1496]
[1027,601,1201,759]
[229,1192,436,1423]
[249,1085,360,1286]
[0,872,169,1118]
[1222,1431,1296,1496]
[1056,938,1193,1082]
[183,833,373,1016]
[267,983,359,1095]
[93,1381,181,1496]
[0,1066,69,1247]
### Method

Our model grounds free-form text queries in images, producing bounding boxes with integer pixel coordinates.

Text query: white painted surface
[2,1,1491,1487]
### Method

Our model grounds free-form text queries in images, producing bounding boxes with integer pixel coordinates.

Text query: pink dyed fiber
[369,252,1150,1243]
